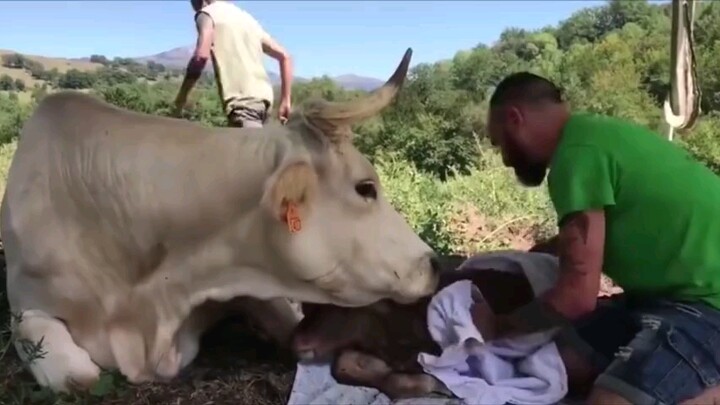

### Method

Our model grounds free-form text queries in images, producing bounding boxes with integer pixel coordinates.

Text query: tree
[25,60,46,79]
[89,54,109,65]
[95,66,136,86]
[57,69,96,89]
[13,78,25,91]
[31,83,49,102]
[0,74,14,90]
[3,0,720,180]
[36,67,60,85]
[1,53,25,69]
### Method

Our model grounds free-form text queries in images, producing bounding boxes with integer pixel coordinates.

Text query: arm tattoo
[558,212,593,274]
[498,211,604,337]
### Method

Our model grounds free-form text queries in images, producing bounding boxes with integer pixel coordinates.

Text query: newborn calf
[292,263,537,399]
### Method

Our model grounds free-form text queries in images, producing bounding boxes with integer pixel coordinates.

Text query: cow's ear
[261,160,319,225]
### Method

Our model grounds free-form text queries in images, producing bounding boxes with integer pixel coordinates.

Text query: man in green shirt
[480,72,720,404]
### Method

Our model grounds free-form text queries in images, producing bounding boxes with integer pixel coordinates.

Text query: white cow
[1,48,442,392]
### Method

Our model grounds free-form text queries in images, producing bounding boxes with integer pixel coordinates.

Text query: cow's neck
[118,128,331,332]
[134,129,308,246]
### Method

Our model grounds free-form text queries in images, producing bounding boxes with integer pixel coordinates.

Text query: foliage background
[1,0,720,403]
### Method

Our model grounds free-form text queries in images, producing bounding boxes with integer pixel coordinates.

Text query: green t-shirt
[548,112,720,309]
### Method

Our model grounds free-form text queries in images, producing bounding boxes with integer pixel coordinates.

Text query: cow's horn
[305,48,413,125]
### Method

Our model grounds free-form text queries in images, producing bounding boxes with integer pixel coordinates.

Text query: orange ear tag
[286,203,302,233]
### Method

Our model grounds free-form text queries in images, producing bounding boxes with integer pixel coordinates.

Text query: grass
[377,151,556,255]
[0,137,567,404]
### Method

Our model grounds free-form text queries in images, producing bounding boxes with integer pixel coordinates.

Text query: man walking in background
[174,0,293,127]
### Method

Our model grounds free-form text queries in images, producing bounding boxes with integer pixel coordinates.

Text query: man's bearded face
[488,111,548,187]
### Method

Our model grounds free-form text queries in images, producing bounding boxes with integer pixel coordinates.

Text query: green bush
[0,74,14,91]
[0,93,32,144]
[377,150,555,254]
[376,153,459,254]
[679,114,720,173]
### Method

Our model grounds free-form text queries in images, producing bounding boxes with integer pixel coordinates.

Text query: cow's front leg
[173,300,231,371]
[231,297,302,347]
[12,309,102,393]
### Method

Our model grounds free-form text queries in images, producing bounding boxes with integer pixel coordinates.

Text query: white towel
[287,250,569,405]
[417,251,568,405]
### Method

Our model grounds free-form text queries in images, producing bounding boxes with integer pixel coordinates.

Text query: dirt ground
[1,321,296,405]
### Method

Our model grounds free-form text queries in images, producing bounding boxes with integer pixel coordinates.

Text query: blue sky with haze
[3,1,614,78]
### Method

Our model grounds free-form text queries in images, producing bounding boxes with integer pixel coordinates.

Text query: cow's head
[260,48,443,307]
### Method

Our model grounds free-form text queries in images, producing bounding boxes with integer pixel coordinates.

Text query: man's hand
[174,12,213,118]
[262,35,293,119]
[278,97,291,124]
[470,301,500,341]
[173,95,187,117]
[467,210,606,342]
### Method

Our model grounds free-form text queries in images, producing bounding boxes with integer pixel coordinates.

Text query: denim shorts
[572,294,720,404]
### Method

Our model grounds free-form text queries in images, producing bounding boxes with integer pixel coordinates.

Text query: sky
[2,0,614,79]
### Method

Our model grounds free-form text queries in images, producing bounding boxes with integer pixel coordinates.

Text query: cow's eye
[355,180,378,200]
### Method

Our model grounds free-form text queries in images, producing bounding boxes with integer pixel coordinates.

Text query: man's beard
[514,163,547,187]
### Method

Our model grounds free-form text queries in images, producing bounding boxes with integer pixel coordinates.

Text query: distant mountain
[132,46,384,91]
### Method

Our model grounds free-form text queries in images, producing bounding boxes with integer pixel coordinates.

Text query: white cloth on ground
[418,278,568,404]
[286,250,567,405]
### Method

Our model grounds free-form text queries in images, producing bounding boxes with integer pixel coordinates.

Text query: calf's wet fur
[292,262,537,399]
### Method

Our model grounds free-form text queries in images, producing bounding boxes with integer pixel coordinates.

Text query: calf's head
[260,48,442,307]
[289,266,538,366]
[292,300,434,369]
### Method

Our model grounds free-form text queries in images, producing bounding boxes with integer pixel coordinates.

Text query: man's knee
[587,387,633,405]
[589,301,720,405]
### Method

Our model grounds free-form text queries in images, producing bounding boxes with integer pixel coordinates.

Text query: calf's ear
[261,160,319,226]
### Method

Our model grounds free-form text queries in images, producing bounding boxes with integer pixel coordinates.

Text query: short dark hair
[489,72,563,108]
[191,0,205,11]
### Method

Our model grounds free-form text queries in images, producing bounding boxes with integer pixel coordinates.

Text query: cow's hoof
[155,344,183,380]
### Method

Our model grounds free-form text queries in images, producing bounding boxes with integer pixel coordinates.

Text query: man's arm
[175,13,214,110]
[261,35,293,104]
[491,209,605,338]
